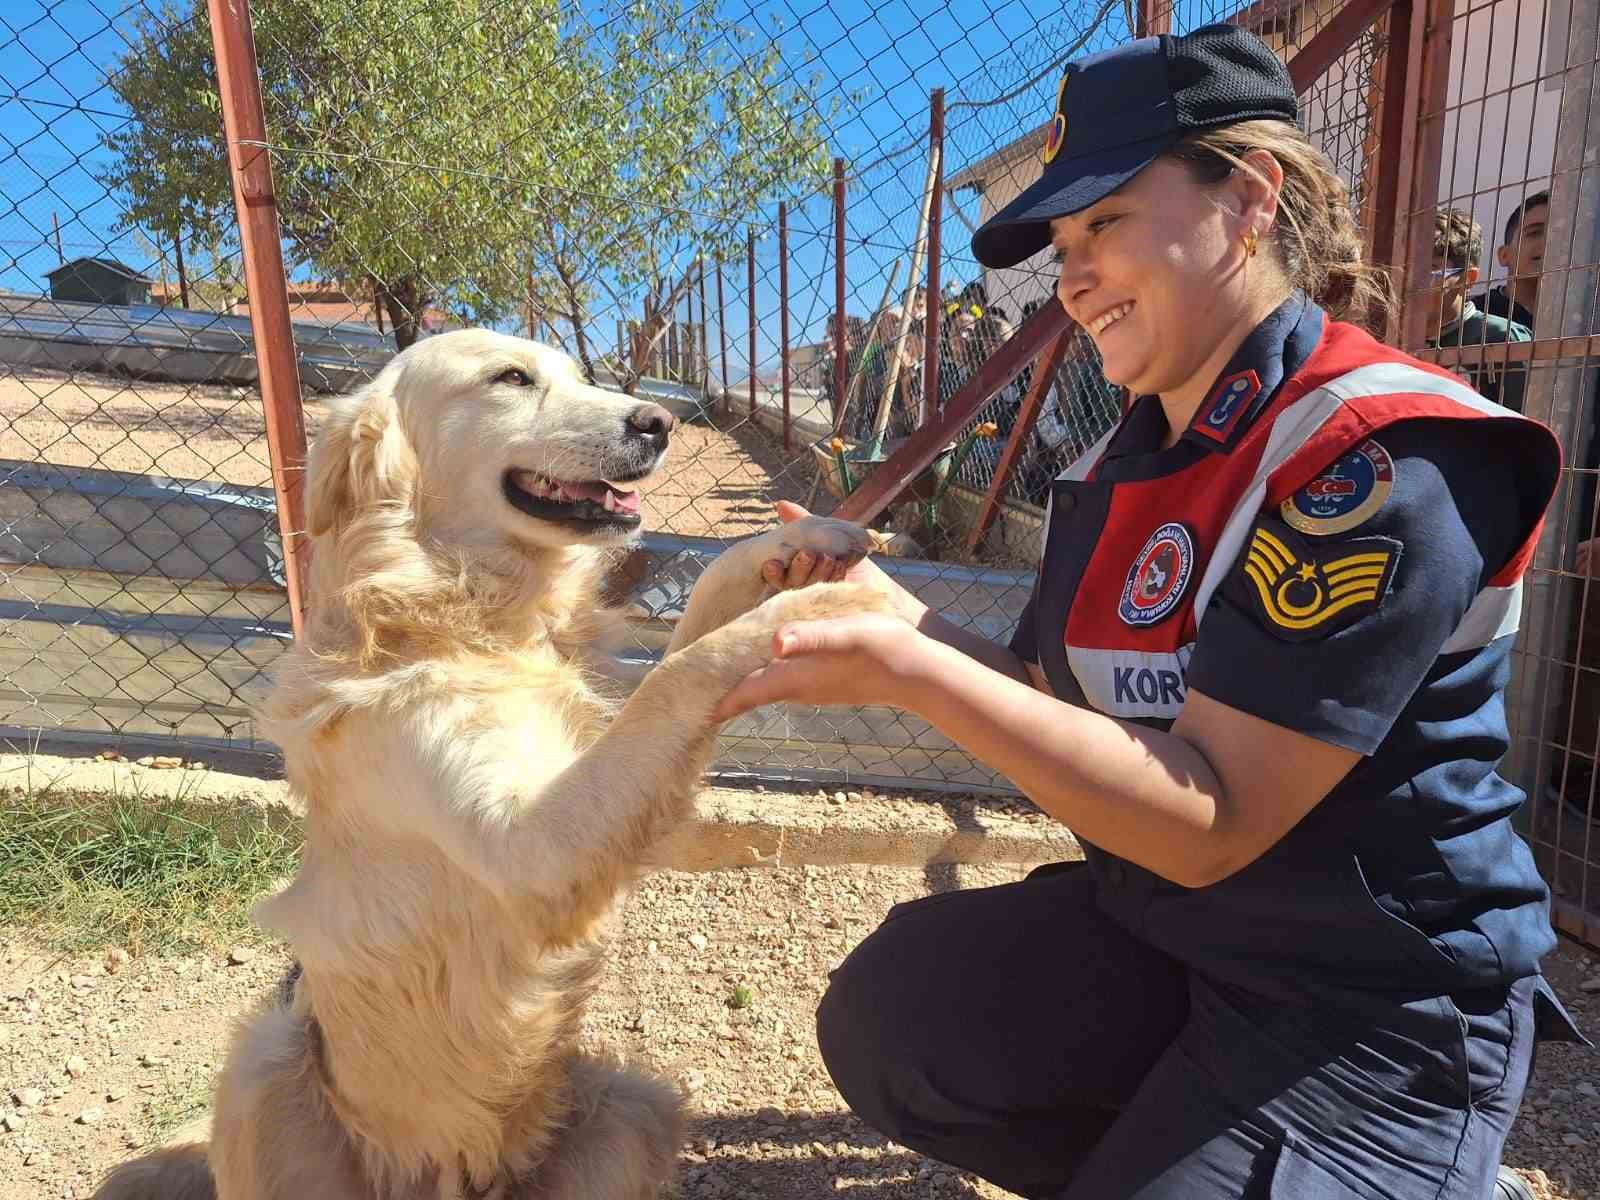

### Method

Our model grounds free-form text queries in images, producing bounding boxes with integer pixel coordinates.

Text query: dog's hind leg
[208,1003,372,1200]
[517,1058,682,1200]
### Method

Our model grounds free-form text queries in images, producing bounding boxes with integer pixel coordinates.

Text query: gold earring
[1243,229,1259,258]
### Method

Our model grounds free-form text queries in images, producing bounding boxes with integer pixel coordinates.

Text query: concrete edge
[0,751,1081,873]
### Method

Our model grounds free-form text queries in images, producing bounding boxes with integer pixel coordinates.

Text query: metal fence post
[924,88,945,427]
[206,0,309,639]
[834,157,847,429]
[716,259,729,412]
[779,201,793,452]
[1396,0,1455,352]
[747,226,757,418]
[697,260,709,392]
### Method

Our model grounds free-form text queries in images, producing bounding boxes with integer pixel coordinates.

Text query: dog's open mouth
[504,469,643,527]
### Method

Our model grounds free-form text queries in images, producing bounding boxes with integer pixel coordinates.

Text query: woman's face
[1051,157,1260,399]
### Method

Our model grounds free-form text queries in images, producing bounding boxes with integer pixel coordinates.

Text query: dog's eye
[494,368,532,387]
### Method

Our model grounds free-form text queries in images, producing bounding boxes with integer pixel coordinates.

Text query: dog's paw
[688,582,895,688]
[738,515,877,575]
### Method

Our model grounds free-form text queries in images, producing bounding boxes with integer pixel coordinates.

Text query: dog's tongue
[555,479,641,514]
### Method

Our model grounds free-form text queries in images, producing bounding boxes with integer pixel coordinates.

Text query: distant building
[226,281,457,334]
[45,257,153,306]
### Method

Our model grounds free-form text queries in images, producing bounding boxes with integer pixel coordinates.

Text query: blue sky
[0,0,1170,370]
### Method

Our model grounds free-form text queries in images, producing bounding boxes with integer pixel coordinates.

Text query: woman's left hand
[711,611,930,722]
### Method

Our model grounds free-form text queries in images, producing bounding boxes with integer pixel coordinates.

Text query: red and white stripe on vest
[1054,321,1554,721]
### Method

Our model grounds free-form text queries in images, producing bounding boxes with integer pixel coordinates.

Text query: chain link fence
[2,0,1599,938]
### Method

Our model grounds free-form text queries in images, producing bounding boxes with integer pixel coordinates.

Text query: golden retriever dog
[92,329,885,1200]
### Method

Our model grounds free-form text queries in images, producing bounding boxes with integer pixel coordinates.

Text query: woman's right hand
[761,500,928,626]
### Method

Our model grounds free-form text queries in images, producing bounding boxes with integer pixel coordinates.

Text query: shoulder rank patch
[1230,520,1402,642]
[1280,438,1394,535]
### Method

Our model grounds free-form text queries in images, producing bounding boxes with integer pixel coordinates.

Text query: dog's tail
[90,1140,215,1200]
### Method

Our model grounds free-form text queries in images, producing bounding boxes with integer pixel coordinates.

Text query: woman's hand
[711,611,932,722]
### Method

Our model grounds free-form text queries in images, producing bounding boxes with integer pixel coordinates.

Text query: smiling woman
[721,21,1588,1200]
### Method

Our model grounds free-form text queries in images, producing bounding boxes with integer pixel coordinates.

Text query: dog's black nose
[626,403,675,444]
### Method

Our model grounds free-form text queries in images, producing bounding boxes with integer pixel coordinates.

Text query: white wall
[1436,0,1562,283]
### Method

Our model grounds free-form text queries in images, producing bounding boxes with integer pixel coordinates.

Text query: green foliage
[99,0,835,356]
[0,789,300,955]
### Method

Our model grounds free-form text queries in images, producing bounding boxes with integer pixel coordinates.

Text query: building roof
[45,256,154,285]
[946,124,1050,194]
[942,0,1294,195]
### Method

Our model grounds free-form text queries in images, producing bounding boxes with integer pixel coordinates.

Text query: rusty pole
[965,331,1073,553]
[746,227,757,418]
[715,259,730,412]
[779,202,793,452]
[206,0,308,638]
[697,259,709,391]
[923,88,945,427]
[833,157,847,430]
[1398,0,1455,353]
[1136,0,1171,36]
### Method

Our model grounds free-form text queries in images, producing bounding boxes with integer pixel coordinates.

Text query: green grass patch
[0,788,301,955]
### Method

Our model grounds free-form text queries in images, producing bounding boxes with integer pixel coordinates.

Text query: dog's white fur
[91,329,886,1199]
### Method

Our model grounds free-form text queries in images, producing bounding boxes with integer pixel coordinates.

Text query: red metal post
[923,88,945,427]
[965,331,1073,553]
[682,272,693,381]
[1398,0,1455,352]
[833,157,847,429]
[715,259,729,412]
[779,201,793,452]
[1365,0,1423,342]
[837,301,1072,525]
[206,0,308,638]
[746,227,757,418]
[697,260,709,389]
[1136,0,1171,36]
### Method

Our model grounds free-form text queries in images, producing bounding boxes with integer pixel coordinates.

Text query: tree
[526,1,835,389]
[100,0,833,360]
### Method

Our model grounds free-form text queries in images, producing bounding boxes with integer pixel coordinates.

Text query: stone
[227,945,257,966]
[687,933,709,952]
[77,1107,104,1125]
[1,1112,25,1132]
[64,1055,88,1079]
[13,1088,43,1108]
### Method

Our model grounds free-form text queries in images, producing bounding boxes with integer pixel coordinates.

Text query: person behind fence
[1470,190,1547,334]
[715,23,1587,1200]
[1424,206,1532,412]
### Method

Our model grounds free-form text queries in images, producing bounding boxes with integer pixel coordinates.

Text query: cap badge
[1041,70,1070,165]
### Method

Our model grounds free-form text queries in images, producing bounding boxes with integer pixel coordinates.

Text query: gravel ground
[0,369,813,539]
[1,859,1596,1200]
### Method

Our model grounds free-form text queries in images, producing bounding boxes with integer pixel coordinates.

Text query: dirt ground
[0,368,814,540]
[2,860,1597,1200]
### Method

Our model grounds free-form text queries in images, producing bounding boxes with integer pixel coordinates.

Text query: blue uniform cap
[971,23,1300,269]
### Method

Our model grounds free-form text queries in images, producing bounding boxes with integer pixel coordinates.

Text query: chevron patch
[1233,521,1402,641]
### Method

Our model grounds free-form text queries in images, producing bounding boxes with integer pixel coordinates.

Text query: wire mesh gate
[0,0,1597,945]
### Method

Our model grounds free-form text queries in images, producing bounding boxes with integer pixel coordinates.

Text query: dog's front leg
[493,583,894,924]
[664,515,875,654]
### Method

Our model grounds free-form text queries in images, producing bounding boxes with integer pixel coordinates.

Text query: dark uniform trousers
[817,862,1543,1200]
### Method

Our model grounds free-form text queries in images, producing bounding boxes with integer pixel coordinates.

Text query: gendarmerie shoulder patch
[1226,517,1402,642]
[1280,438,1394,535]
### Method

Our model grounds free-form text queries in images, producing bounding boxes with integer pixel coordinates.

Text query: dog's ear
[305,372,418,537]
